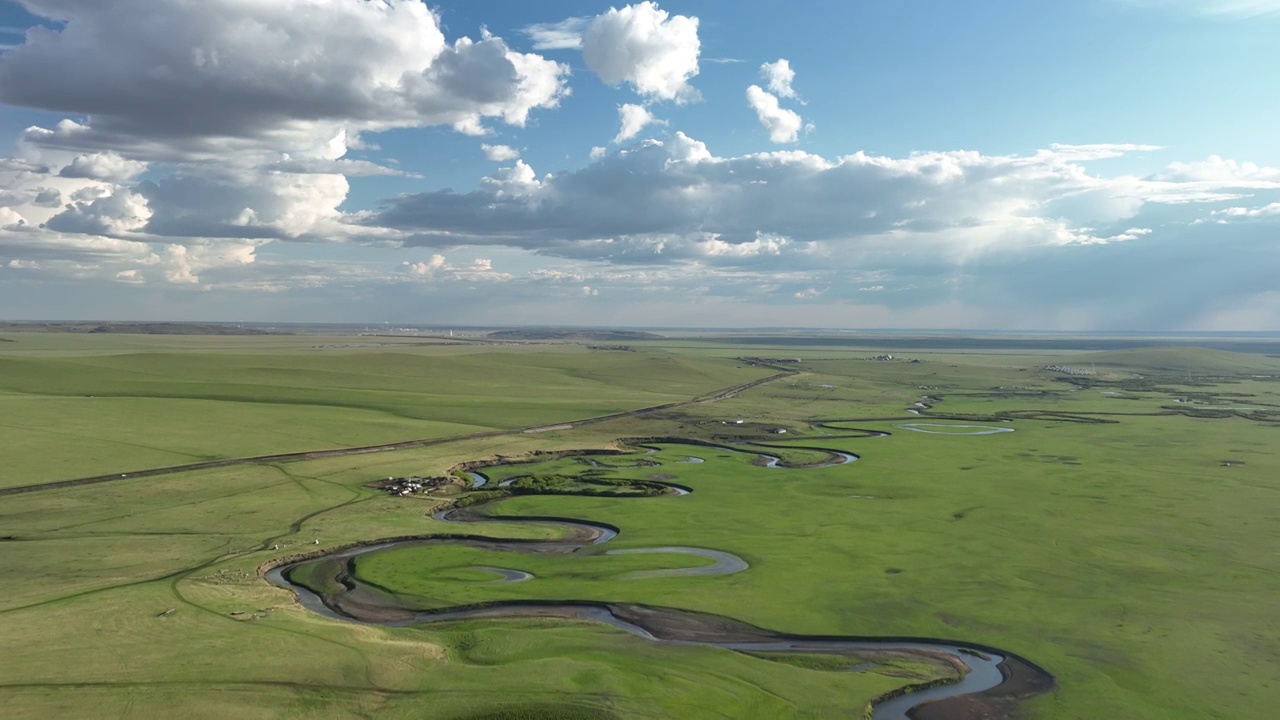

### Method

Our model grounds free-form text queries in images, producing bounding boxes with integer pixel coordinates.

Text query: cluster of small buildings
[716,417,787,433]
[1045,365,1096,376]
[380,475,451,496]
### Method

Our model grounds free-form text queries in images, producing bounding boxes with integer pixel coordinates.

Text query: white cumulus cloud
[760,59,798,99]
[481,144,521,161]
[373,132,1275,270]
[404,254,447,275]
[58,152,148,181]
[1211,202,1280,220]
[0,0,570,162]
[0,0,577,282]
[746,86,803,143]
[613,103,666,144]
[581,2,701,103]
[0,207,27,227]
[45,187,152,236]
[1154,155,1280,182]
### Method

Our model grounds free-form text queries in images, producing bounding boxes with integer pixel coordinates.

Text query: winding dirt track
[0,370,794,497]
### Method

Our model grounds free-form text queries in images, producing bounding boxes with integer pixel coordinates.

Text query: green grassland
[344,428,1280,720]
[0,335,768,485]
[1,335,1278,719]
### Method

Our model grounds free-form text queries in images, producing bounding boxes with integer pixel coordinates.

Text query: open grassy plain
[0,333,767,485]
[2,332,1278,719]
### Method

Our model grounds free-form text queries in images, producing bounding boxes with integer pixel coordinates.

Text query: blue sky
[0,0,1277,329]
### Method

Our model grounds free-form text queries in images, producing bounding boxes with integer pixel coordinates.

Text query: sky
[0,0,1278,330]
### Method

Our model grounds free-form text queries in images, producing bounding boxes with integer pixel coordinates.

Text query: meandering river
[264,440,1051,719]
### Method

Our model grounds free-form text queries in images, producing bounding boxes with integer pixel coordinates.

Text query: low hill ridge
[487,329,661,341]
[1050,346,1280,375]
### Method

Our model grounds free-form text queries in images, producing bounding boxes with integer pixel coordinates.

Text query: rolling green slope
[0,341,767,486]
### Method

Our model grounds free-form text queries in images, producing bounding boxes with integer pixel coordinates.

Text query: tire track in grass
[0,371,794,497]
[0,474,367,617]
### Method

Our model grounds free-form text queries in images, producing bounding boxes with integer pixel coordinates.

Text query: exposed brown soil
[911,656,1056,720]
[610,602,779,644]
[301,572,1053,720]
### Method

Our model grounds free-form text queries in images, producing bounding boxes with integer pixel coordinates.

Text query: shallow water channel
[896,424,1014,436]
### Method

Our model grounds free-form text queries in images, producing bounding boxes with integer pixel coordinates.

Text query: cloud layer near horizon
[375,136,1272,260]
